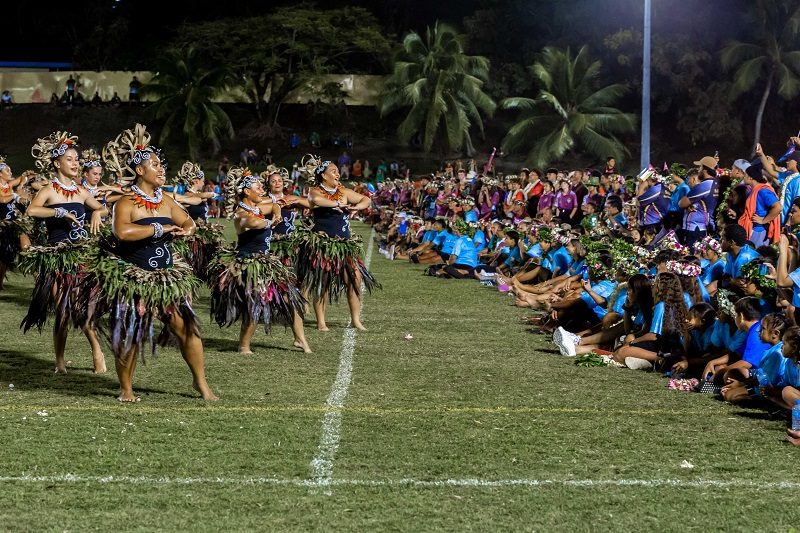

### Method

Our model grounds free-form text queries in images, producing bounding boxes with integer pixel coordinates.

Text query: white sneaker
[552,327,565,347]
[562,341,576,357]
[567,332,581,346]
[624,357,653,371]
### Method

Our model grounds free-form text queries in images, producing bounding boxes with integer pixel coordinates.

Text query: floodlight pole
[640,0,651,169]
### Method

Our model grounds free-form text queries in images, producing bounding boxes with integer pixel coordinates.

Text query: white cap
[733,159,751,172]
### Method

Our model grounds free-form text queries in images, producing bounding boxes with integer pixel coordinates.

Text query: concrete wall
[0,71,385,106]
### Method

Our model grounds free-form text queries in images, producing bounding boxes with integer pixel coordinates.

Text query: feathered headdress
[102,124,157,187]
[300,154,332,184]
[261,164,291,188]
[225,166,261,217]
[80,148,103,170]
[31,131,79,173]
[175,161,205,187]
[0,155,7,172]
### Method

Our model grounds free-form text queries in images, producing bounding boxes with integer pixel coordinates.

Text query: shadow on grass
[0,348,174,399]
[0,283,34,309]
[202,335,302,354]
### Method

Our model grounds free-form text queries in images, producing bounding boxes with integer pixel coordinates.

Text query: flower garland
[666,260,702,278]
[130,185,163,211]
[740,261,777,291]
[237,201,265,219]
[51,179,80,199]
[585,250,613,280]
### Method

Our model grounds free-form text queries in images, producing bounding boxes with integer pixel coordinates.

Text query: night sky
[6,0,748,64]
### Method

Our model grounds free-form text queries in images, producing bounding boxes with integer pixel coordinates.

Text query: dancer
[87,124,217,401]
[264,165,309,264]
[20,131,108,374]
[209,166,310,354]
[80,148,118,217]
[296,155,378,331]
[173,161,225,280]
[0,156,33,287]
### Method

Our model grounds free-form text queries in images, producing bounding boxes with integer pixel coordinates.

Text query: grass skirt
[0,220,22,271]
[19,240,90,333]
[82,245,201,360]
[209,250,305,333]
[295,230,379,303]
[172,221,227,281]
[270,234,297,266]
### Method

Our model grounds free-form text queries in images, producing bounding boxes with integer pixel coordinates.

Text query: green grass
[0,222,798,531]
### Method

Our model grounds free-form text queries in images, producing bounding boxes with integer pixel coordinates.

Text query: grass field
[0,222,798,531]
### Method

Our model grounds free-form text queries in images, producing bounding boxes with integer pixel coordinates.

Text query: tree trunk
[752,67,775,156]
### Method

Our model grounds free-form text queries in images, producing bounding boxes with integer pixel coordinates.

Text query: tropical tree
[500,46,636,168]
[721,0,800,151]
[142,47,234,160]
[379,22,496,156]
[174,7,390,130]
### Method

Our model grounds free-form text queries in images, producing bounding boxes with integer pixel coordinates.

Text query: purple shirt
[555,191,578,211]
[538,192,556,211]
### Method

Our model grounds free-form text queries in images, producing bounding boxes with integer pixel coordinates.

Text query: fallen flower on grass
[680,460,694,469]
[404,333,413,340]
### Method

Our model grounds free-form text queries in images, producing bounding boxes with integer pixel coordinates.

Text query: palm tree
[721,0,800,152]
[379,23,496,156]
[501,46,636,168]
[143,47,234,160]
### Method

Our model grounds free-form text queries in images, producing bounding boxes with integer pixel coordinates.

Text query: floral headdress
[31,131,79,173]
[740,261,777,291]
[670,163,687,178]
[656,230,689,255]
[553,231,572,246]
[262,164,290,184]
[534,225,554,244]
[453,218,473,237]
[611,240,644,278]
[102,124,159,187]
[666,260,702,278]
[585,251,613,280]
[175,161,205,187]
[694,236,722,255]
[716,289,736,318]
[225,166,261,218]
[300,154,332,184]
[0,154,8,172]
[80,148,103,170]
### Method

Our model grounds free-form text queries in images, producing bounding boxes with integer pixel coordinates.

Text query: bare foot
[788,434,800,446]
[351,322,367,332]
[238,348,254,355]
[54,365,67,375]
[117,392,141,403]
[93,354,107,374]
[316,324,330,331]
[294,340,312,353]
[193,381,219,401]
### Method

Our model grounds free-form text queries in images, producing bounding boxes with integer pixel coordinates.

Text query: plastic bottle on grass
[792,400,800,432]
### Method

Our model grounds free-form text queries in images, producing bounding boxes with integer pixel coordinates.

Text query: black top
[45,202,88,244]
[0,197,18,222]
[311,207,350,239]
[237,225,272,257]
[273,205,298,236]
[186,201,209,223]
[116,216,174,270]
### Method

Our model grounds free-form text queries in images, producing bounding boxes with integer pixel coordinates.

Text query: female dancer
[264,165,309,264]
[173,161,225,279]
[21,132,108,374]
[296,155,378,331]
[88,124,217,401]
[0,156,32,288]
[209,166,310,354]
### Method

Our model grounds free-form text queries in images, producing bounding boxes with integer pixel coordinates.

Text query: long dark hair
[627,274,654,328]
[653,272,689,341]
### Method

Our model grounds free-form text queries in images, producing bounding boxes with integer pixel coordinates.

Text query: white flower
[680,460,694,469]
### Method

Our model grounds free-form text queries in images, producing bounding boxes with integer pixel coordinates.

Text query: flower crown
[657,230,689,254]
[102,124,158,187]
[262,164,290,183]
[300,154,332,184]
[740,261,777,290]
[31,131,79,172]
[585,251,613,280]
[80,148,103,169]
[225,166,261,218]
[666,260,702,278]
[716,289,737,318]
[534,226,554,244]
[175,161,205,186]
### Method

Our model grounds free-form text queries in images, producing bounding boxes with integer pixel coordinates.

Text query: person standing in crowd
[679,158,718,249]
[739,152,781,247]
[129,75,141,102]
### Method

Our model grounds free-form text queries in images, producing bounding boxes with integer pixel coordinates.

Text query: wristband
[151,222,164,239]
[54,207,67,218]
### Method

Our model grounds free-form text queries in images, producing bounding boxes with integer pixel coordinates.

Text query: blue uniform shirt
[669,182,690,212]
[742,322,772,368]
[723,245,760,278]
[541,245,572,276]
[579,280,617,318]
[464,209,479,223]
[710,321,747,355]
[451,236,479,268]
[701,258,726,286]
[472,230,487,253]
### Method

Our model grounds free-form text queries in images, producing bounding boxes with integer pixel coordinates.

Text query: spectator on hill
[129,75,141,102]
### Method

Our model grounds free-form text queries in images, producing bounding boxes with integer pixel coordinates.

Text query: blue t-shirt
[422,229,437,243]
[569,258,586,276]
[690,325,716,354]
[709,321,747,355]
[751,188,779,234]
[503,246,522,268]
[650,301,666,335]
[742,321,772,368]
[611,286,628,315]
[669,182,690,212]
[472,230,487,252]
[541,246,572,276]
[724,245,760,278]
[398,221,409,237]
[465,209,479,223]
[579,280,617,318]
[701,258,726,286]
[758,342,785,385]
[780,172,800,224]
[451,235,479,268]
[778,356,800,388]
[435,230,458,255]
[525,242,543,259]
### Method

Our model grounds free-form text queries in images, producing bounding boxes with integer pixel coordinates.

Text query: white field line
[309,228,375,491]
[1,474,799,490]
